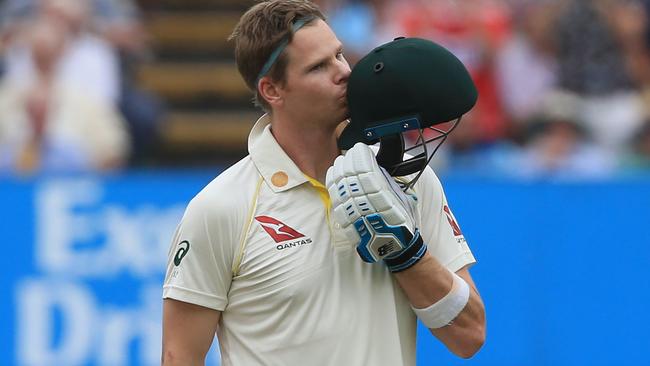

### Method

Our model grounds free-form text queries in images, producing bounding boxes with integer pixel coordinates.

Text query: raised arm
[326,143,486,358]
[162,299,221,366]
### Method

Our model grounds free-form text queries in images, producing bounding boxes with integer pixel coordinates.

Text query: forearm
[393,253,486,358]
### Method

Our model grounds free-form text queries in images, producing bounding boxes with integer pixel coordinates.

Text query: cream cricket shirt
[163,115,476,365]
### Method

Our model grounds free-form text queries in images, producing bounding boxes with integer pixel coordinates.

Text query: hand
[326,143,427,272]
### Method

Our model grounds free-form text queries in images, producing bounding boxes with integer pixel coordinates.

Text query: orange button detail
[271,171,288,187]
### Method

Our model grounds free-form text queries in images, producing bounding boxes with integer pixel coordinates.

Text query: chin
[331,112,348,127]
[338,104,350,121]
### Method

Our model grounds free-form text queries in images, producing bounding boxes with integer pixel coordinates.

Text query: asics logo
[255,216,305,243]
[173,240,190,266]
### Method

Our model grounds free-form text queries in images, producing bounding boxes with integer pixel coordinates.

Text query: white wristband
[411,271,470,329]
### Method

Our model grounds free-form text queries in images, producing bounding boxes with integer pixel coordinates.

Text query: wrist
[411,271,470,329]
[384,228,428,273]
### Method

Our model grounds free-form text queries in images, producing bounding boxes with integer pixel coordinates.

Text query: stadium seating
[138,0,258,165]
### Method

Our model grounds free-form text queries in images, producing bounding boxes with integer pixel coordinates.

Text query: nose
[335,58,351,85]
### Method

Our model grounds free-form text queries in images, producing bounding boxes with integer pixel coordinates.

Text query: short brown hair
[229,0,325,111]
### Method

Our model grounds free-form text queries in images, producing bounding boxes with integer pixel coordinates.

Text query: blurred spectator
[0,19,130,174]
[495,1,557,125]
[550,0,648,154]
[98,1,164,164]
[87,0,163,164]
[1,0,164,164]
[516,94,616,179]
[3,0,121,105]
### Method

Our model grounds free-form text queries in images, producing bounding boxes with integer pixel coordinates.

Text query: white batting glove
[326,143,427,272]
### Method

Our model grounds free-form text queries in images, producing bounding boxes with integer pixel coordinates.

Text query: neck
[270,114,340,183]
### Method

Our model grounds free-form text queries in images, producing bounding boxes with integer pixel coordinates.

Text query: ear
[258,77,283,108]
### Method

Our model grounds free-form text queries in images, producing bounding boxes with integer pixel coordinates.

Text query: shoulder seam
[231,175,264,276]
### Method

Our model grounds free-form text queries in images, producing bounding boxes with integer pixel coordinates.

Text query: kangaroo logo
[255,216,305,243]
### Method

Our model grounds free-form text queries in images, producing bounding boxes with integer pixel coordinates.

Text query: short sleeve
[162,193,237,311]
[413,167,476,272]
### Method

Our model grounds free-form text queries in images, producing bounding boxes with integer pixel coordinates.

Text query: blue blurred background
[2,0,650,365]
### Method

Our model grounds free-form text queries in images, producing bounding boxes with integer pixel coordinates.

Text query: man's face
[279,19,351,128]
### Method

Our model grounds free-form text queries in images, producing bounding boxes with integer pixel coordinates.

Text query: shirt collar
[248,114,309,192]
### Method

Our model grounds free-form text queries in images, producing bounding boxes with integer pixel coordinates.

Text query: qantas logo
[443,205,463,237]
[255,215,305,243]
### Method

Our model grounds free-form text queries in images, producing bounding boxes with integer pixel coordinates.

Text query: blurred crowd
[2,0,650,179]
[0,0,161,174]
[320,0,650,179]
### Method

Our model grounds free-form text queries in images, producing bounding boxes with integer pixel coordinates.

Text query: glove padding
[326,143,427,272]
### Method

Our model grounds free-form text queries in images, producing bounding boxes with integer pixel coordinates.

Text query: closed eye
[306,46,345,73]
[310,62,325,72]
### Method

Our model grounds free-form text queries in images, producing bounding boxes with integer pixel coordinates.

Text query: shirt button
[335,223,341,229]
[271,171,288,187]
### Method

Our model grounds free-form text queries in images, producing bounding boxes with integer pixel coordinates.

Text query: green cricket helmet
[339,37,477,186]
